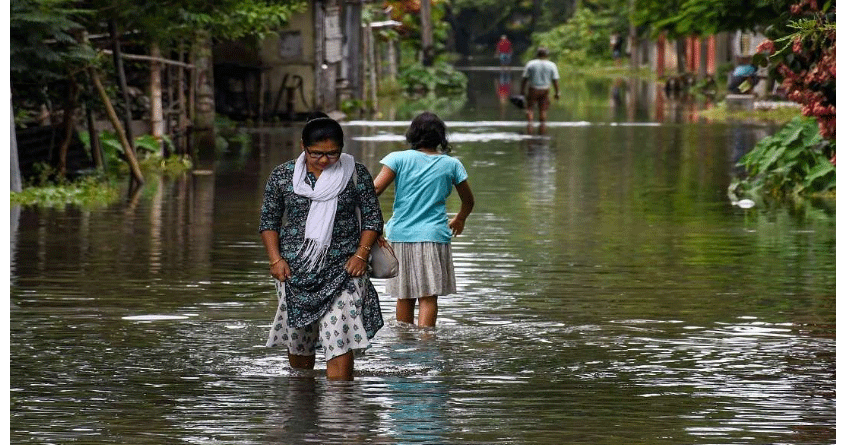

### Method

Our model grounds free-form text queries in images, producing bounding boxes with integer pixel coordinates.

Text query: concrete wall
[259,2,317,115]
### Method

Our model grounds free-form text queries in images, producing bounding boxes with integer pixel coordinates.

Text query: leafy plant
[340,98,365,116]
[11,174,120,207]
[731,116,835,199]
[754,0,835,140]
[398,62,467,94]
[530,6,618,66]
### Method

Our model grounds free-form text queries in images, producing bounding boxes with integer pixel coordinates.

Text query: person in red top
[495,35,513,66]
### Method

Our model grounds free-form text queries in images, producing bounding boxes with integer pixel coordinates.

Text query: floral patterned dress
[259,160,384,341]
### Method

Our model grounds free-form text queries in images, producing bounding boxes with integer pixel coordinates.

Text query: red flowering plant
[754,0,836,143]
[731,0,836,199]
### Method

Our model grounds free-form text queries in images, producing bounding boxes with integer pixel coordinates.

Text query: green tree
[633,0,790,37]
[10,0,95,121]
[84,0,306,129]
[530,1,628,66]
[11,0,306,188]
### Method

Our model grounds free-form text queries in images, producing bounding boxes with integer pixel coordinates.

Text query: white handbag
[352,172,398,278]
[369,238,399,278]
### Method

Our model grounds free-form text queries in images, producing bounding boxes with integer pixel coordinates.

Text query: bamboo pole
[100,49,195,69]
[89,67,145,185]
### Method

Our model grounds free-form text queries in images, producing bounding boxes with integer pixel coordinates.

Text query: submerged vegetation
[10,175,120,208]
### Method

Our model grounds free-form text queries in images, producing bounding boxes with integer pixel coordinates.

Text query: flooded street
[10,71,836,444]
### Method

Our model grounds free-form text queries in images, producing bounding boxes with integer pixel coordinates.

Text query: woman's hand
[270,259,292,282]
[345,254,368,277]
[448,216,466,236]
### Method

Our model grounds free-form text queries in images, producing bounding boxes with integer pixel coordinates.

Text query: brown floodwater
[10,71,835,444]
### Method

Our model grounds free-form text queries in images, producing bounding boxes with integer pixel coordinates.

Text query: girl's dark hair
[302,114,344,149]
[405,111,451,153]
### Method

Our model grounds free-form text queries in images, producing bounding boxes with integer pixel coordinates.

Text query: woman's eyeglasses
[305,148,341,160]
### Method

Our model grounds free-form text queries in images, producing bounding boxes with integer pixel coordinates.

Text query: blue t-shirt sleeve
[452,158,468,185]
[380,151,402,172]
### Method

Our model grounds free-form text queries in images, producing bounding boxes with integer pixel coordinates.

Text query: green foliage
[634,0,790,38]
[340,98,366,116]
[176,0,307,42]
[11,174,120,208]
[530,7,616,66]
[382,0,452,60]
[139,154,194,176]
[10,0,96,111]
[731,116,835,199]
[80,131,179,173]
[398,62,468,94]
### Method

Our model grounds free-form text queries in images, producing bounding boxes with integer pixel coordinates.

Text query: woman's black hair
[302,113,344,149]
[405,111,451,153]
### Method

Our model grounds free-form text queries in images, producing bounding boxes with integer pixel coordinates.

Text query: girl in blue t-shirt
[374,112,475,327]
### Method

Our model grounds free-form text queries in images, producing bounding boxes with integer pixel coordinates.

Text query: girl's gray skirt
[384,241,456,300]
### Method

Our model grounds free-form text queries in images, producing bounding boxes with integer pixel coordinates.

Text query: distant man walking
[520,47,560,125]
[495,35,513,66]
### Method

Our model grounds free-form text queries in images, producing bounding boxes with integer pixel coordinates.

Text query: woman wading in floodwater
[259,115,384,380]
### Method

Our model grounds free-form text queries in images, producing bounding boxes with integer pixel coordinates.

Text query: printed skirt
[266,277,372,361]
[384,242,456,300]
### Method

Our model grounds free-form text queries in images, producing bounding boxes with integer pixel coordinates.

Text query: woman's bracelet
[354,254,368,262]
[358,245,371,251]
[269,258,283,267]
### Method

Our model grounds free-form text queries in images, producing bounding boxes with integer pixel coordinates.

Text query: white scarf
[292,151,355,271]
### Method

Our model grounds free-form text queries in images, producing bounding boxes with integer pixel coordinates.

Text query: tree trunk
[178,42,190,156]
[628,0,638,69]
[676,39,686,73]
[420,0,434,66]
[84,94,104,171]
[191,30,215,130]
[79,30,103,170]
[387,38,397,81]
[150,41,165,156]
[656,34,666,78]
[89,67,145,185]
[57,77,79,178]
[11,100,22,193]
[108,19,136,155]
[530,0,542,30]
[365,24,378,111]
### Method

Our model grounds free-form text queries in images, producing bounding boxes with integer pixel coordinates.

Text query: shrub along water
[12,132,192,207]
[731,116,835,200]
